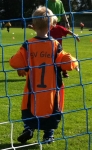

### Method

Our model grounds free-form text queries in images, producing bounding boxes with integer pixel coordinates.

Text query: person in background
[49,16,80,78]
[5,22,11,32]
[46,0,70,29]
[46,0,70,77]
[80,22,84,33]
[9,6,79,144]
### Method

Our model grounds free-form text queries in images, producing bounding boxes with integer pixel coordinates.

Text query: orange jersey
[9,36,78,117]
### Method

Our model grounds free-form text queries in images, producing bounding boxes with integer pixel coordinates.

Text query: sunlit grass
[0,27,92,150]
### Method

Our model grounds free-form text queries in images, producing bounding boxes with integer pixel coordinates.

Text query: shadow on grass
[0,79,26,83]
[0,61,9,63]
[0,142,40,150]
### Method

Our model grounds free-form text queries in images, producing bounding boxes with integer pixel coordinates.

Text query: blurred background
[0,0,92,28]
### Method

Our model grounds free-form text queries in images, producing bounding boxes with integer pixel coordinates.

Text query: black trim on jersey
[22,40,28,50]
[27,75,31,111]
[54,43,62,61]
[34,36,53,40]
[56,67,62,88]
[54,43,63,88]
[25,66,29,72]
[57,43,62,53]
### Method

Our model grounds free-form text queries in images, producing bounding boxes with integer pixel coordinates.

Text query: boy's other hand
[17,70,26,77]
[28,24,33,29]
[75,66,79,72]
[75,34,80,42]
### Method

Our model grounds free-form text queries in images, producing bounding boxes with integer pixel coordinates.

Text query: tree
[1,0,92,20]
[69,0,92,11]
[1,0,41,19]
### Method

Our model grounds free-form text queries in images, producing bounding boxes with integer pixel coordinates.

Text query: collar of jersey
[34,36,53,40]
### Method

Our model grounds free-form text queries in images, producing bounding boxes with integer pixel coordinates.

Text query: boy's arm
[17,70,26,77]
[9,46,28,76]
[9,47,27,69]
[55,50,79,71]
[68,30,80,42]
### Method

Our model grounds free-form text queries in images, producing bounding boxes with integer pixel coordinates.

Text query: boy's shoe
[17,129,33,144]
[43,136,54,144]
[63,72,69,78]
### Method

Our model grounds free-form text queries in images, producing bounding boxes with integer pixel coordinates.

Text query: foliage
[0,0,92,20]
[0,0,45,20]
[69,0,92,11]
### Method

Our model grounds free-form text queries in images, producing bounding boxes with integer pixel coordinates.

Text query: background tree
[69,0,92,11]
[0,0,92,20]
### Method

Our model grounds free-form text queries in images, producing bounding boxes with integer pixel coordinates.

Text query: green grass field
[0,27,92,150]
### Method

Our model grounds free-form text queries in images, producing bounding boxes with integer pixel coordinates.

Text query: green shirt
[47,0,65,22]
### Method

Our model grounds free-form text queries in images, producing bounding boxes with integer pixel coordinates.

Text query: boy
[9,6,79,144]
[80,22,84,33]
[5,22,11,32]
[28,16,80,78]
[50,16,80,77]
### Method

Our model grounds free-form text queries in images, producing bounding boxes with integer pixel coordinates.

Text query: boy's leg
[7,27,9,32]
[43,129,54,144]
[17,123,34,143]
[17,110,36,143]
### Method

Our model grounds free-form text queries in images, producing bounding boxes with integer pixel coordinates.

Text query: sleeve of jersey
[55,50,78,71]
[9,46,28,69]
[60,26,69,37]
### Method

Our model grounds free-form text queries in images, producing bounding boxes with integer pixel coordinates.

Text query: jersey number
[37,63,47,88]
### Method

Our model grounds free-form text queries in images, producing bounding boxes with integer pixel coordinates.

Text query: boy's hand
[28,24,34,29]
[75,34,80,42]
[17,70,26,77]
[66,22,70,29]
[75,66,79,71]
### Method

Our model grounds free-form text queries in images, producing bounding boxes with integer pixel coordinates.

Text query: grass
[0,27,92,150]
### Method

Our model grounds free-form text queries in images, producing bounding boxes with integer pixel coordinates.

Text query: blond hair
[32,6,54,30]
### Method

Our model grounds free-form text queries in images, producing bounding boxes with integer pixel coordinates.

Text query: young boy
[80,22,84,33]
[9,6,79,144]
[49,16,80,78]
[28,16,80,78]
[5,22,11,32]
